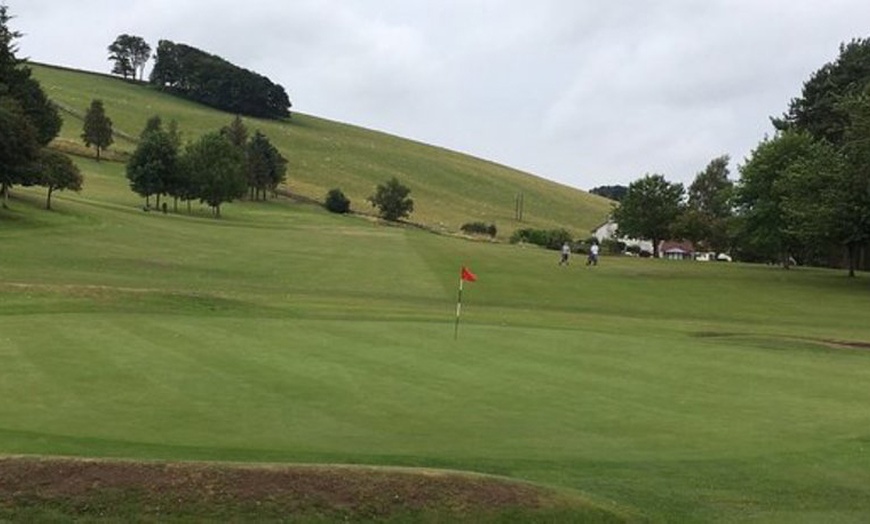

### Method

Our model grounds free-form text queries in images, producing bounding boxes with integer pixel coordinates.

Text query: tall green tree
[774,37,870,146]
[245,131,286,200]
[0,97,39,208]
[180,132,246,217]
[675,155,734,252]
[221,115,248,148]
[36,149,83,210]
[108,34,150,81]
[0,5,61,209]
[836,93,870,275]
[140,115,162,138]
[10,77,61,145]
[779,141,847,266]
[81,99,113,161]
[126,119,179,209]
[612,174,684,258]
[368,177,414,222]
[736,131,819,266]
[0,5,23,81]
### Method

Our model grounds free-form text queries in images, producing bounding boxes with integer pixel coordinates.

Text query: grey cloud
[12,0,870,189]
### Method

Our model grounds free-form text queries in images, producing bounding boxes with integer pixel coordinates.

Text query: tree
[150,40,291,119]
[368,177,414,221]
[180,132,245,217]
[141,115,162,138]
[126,120,179,209]
[9,77,61,146]
[81,99,113,161]
[129,37,151,81]
[0,6,61,208]
[0,5,24,79]
[835,93,870,275]
[612,174,684,258]
[774,38,870,146]
[36,149,82,210]
[0,97,39,208]
[107,35,134,79]
[676,155,734,252]
[736,131,819,266]
[108,34,150,80]
[778,138,848,268]
[589,185,628,202]
[245,130,286,200]
[221,115,248,148]
[325,188,351,214]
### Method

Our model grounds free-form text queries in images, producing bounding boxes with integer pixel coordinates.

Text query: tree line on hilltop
[0,6,416,224]
[108,34,291,120]
[606,38,870,277]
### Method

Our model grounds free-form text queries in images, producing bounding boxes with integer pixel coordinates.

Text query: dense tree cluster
[127,116,286,218]
[0,6,79,211]
[613,38,870,276]
[738,38,870,275]
[589,185,627,202]
[150,40,291,119]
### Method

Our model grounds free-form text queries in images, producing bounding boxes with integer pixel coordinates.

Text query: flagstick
[454,276,464,340]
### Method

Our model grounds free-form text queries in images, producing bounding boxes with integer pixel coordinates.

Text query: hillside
[30,63,612,238]
[3,121,870,521]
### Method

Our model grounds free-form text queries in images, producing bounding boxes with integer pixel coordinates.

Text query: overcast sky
[10,1,870,190]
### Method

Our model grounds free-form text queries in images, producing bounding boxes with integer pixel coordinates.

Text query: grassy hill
[30,63,612,239]
[1,63,870,522]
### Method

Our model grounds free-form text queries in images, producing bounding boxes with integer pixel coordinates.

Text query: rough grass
[0,457,627,523]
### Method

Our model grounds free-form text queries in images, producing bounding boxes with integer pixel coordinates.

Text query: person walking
[559,242,571,265]
[587,242,600,266]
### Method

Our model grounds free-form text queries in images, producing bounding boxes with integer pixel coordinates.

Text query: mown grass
[2,155,870,522]
[30,63,613,239]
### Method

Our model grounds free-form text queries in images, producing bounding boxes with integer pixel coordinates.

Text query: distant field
[30,63,613,240]
[2,154,870,521]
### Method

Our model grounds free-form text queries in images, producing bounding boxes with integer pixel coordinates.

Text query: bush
[325,188,351,214]
[509,228,572,250]
[368,177,413,221]
[625,244,642,255]
[460,222,497,237]
[601,239,625,255]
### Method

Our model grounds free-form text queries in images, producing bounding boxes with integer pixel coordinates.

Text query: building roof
[658,240,695,253]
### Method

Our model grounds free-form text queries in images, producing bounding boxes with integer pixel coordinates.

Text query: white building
[591,220,654,254]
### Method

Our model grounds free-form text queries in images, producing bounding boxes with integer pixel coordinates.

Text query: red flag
[461,266,477,282]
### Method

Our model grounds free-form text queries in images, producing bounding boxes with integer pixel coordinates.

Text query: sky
[9,1,870,190]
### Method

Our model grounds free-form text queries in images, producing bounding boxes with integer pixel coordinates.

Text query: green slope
[30,63,612,238]
[4,62,870,522]
[2,156,870,522]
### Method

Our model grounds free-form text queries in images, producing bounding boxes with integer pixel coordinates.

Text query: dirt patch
[0,456,606,521]
[691,331,870,352]
[818,338,870,350]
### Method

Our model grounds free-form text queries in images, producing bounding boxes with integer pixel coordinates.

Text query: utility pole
[515,193,524,222]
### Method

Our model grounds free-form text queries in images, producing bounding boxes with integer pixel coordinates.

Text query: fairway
[2,157,870,521]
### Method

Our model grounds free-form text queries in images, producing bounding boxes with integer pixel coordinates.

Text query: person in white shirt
[559,242,571,265]
[587,242,600,266]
